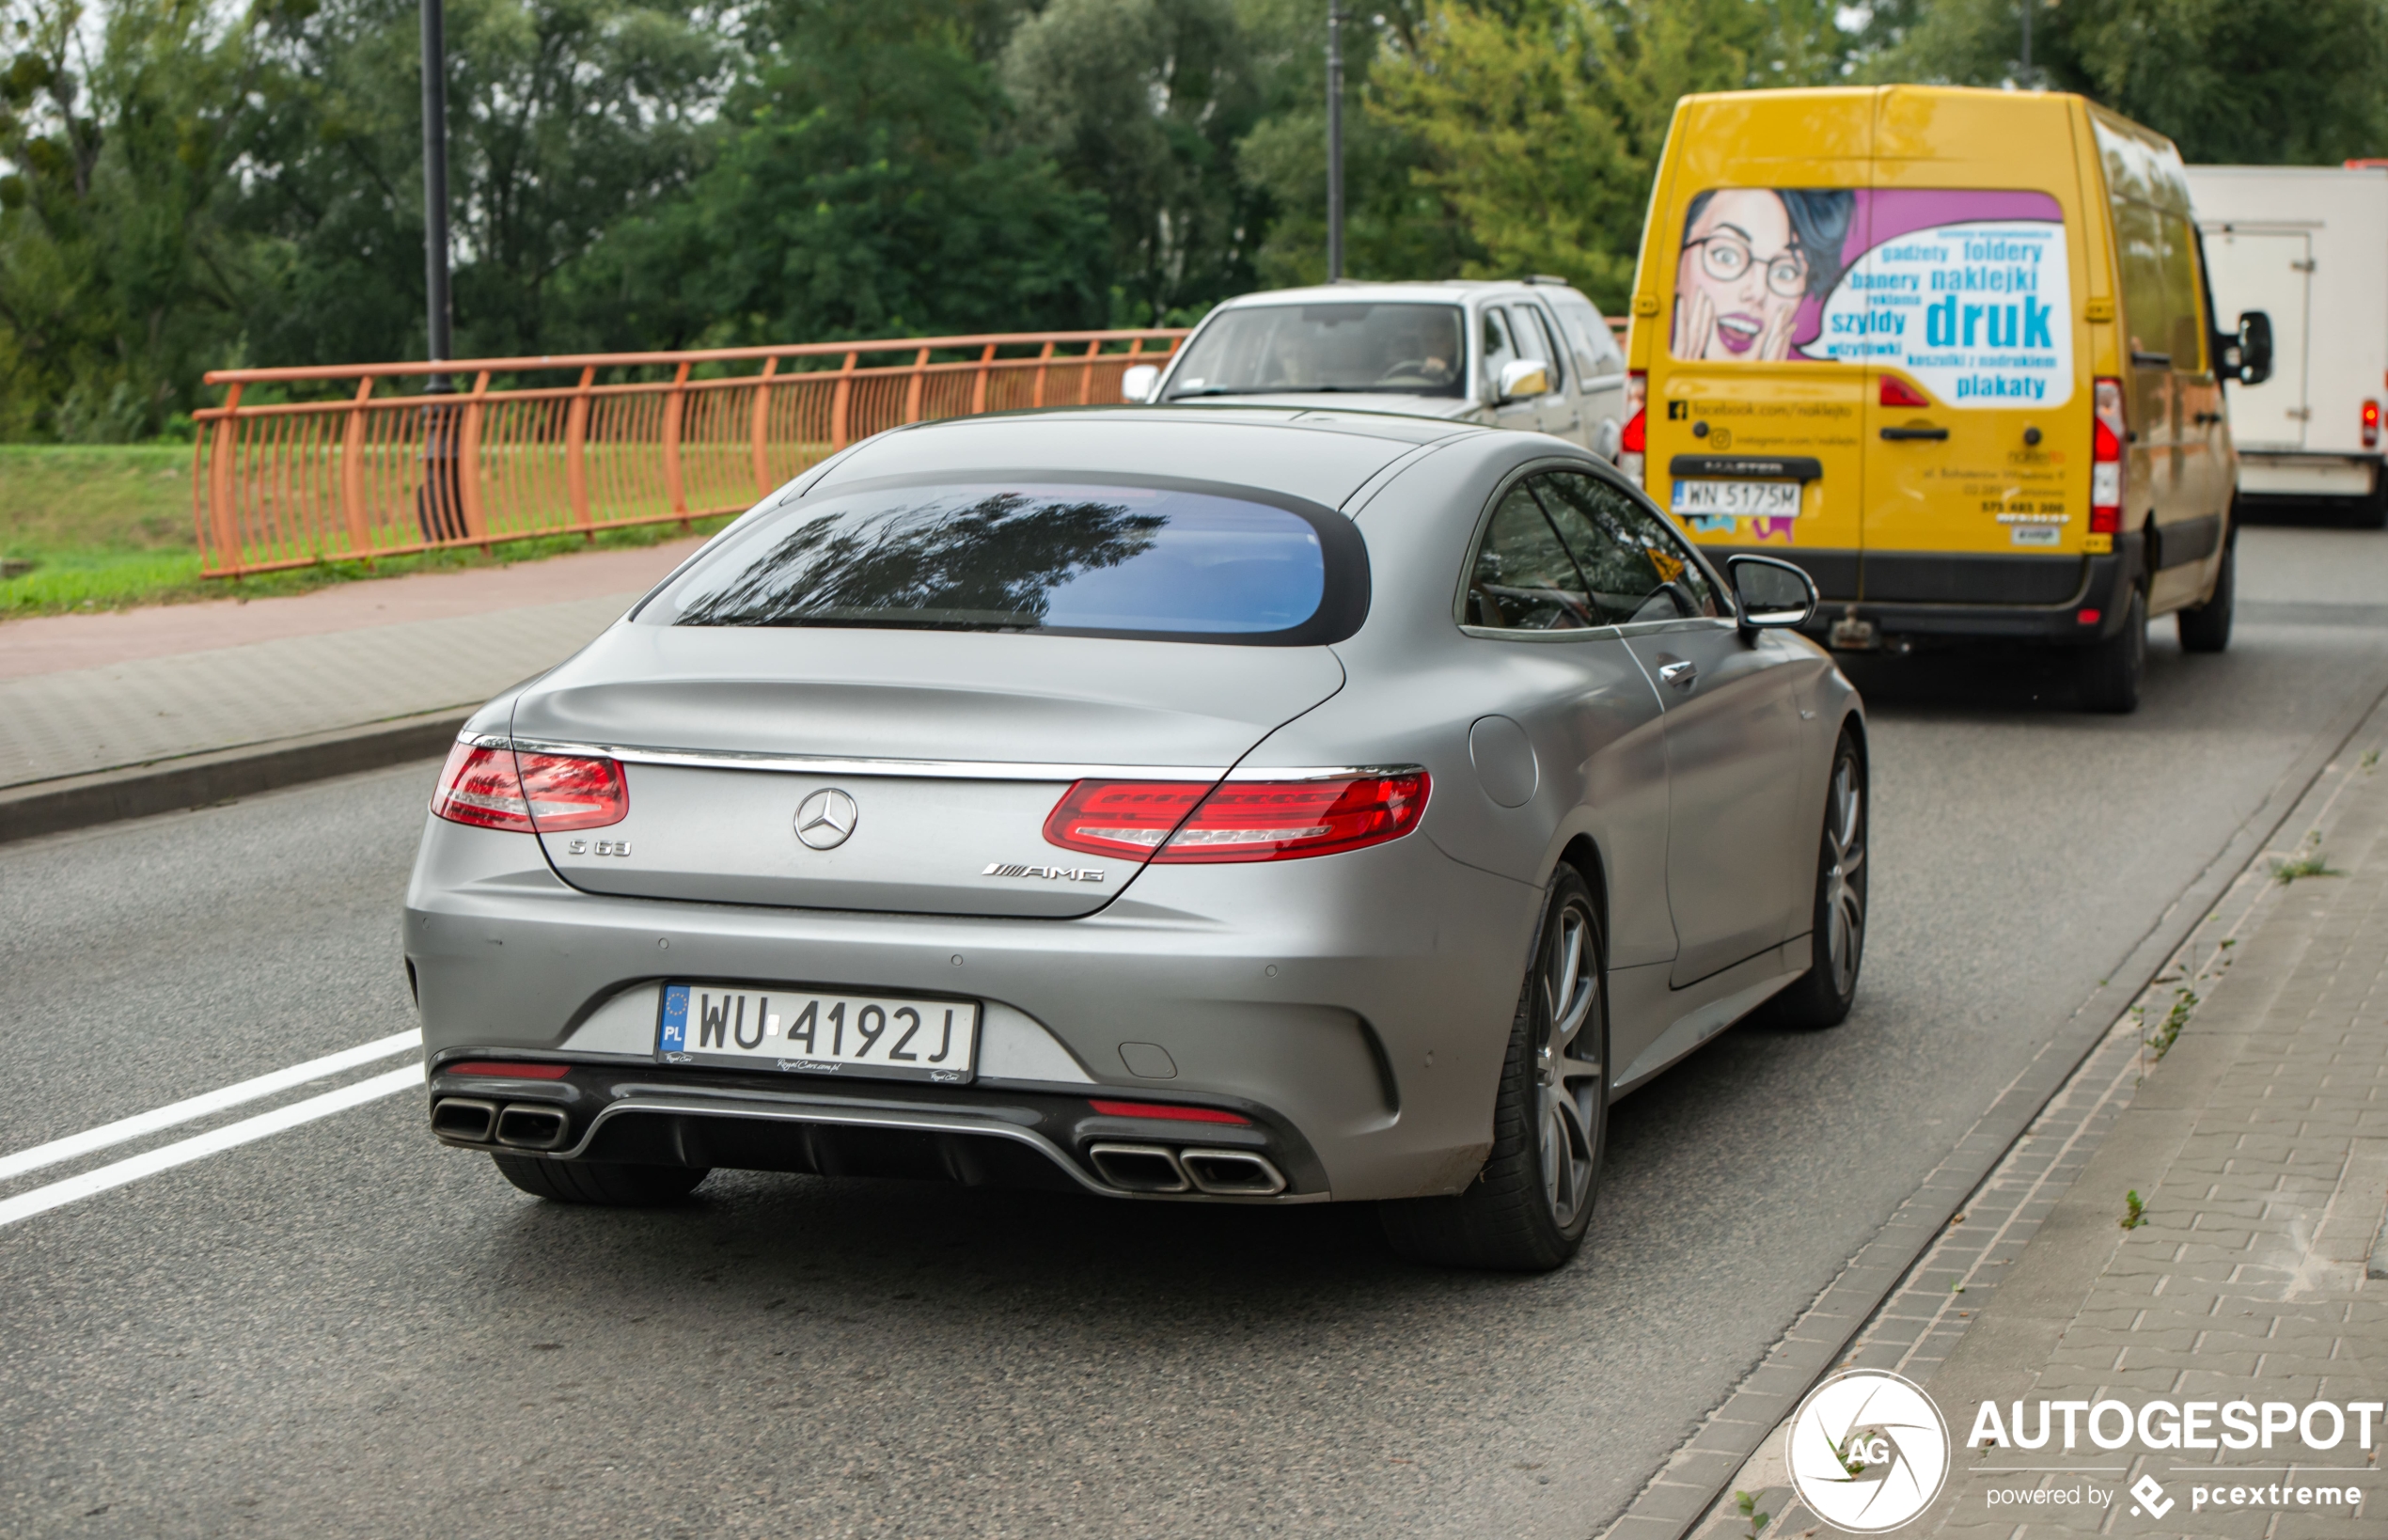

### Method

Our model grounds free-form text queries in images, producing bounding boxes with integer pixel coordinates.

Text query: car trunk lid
[510,625,1344,918]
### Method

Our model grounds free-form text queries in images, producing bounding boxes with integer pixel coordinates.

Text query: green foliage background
[2,0,2383,441]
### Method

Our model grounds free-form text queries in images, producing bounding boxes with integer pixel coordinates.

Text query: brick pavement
[1676,718,2388,1540]
[0,540,700,790]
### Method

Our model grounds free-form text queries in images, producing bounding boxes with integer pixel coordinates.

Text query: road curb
[1597,656,2388,1540]
[0,708,470,845]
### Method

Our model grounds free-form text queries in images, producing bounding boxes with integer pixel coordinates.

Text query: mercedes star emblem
[793,788,858,851]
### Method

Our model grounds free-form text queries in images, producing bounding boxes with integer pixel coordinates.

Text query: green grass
[0,444,732,618]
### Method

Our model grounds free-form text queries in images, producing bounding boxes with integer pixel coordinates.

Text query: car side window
[1533,472,1722,623]
[1466,482,1597,631]
[1480,307,1519,397]
[1553,295,1622,379]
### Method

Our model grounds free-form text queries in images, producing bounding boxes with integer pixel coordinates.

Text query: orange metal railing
[191,329,1187,578]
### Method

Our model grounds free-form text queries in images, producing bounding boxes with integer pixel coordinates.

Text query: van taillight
[2365,400,2380,449]
[1045,774,1430,863]
[1879,375,1930,408]
[2090,377,2126,535]
[1619,371,1646,486]
[432,742,628,832]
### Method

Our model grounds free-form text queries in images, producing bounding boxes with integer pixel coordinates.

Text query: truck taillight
[432,742,627,832]
[2090,377,2125,535]
[1619,370,1646,486]
[2365,399,2380,449]
[1045,774,1429,863]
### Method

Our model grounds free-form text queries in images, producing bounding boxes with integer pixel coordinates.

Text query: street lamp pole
[1326,2,1344,282]
[420,0,454,388]
[417,0,463,541]
[2019,0,2033,87]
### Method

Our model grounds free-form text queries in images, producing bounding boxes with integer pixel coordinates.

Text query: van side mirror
[2232,311,2273,386]
[1120,364,1161,404]
[1497,359,1551,402]
[1726,554,1817,633]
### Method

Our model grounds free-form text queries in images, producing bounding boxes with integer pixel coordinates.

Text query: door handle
[1879,426,1951,441]
[2192,411,2223,425]
[1658,659,1698,690]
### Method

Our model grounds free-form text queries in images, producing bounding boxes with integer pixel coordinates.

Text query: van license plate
[656,983,980,1083]
[1672,479,1800,518]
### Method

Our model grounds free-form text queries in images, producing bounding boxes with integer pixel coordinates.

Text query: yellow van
[1620,86,2272,711]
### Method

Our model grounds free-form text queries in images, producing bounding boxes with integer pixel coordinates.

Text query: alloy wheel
[1533,901,1604,1230]
[1822,755,1866,998]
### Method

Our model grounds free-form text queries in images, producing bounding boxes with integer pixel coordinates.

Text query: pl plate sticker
[1672,187,2074,408]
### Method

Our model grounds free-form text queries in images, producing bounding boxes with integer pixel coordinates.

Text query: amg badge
[982,863,1108,884]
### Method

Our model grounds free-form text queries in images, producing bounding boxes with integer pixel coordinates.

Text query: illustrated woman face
[1674,189,1810,361]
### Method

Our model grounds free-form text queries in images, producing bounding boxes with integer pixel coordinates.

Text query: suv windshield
[1166,303,1467,400]
[639,481,1365,644]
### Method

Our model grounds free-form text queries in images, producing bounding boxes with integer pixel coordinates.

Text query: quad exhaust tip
[1085,1142,1287,1196]
[1179,1147,1287,1196]
[431,1097,498,1142]
[1085,1142,1189,1193]
[432,1096,567,1150]
[494,1103,570,1151]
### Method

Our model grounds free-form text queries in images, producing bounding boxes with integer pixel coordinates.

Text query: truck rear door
[2202,228,2310,450]
[1858,91,2091,607]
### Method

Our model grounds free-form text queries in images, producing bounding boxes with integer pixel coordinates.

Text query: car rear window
[639,480,1368,644]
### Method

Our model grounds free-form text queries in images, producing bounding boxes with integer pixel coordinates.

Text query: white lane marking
[0,1063,425,1230]
[0,1029,422,1185]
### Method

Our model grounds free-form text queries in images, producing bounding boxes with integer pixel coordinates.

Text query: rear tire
[1379,868,1608,1272]
[492,1153,710,1205]
[2177,539,2234,654]
[1756,730,1867,1030]
[2077,587,2145,714]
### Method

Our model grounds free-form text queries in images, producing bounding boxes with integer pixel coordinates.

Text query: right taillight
[2364,399,2380,449]
[1619,370,1646,486]
[1045,774,1429,863]
[2090,377,2126,536]
[432,742,627,832]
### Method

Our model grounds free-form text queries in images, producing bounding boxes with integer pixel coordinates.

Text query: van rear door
[1645,92,1876,603]
[1858,90,2092,607]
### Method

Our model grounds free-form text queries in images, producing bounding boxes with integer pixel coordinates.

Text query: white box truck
[2185,165,2388,526]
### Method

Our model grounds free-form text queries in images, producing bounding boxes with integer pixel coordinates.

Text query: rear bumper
[2237,451,2380,500]
[1710,543,2142,646]
[425,1060,1326,1202]
[403,814,1541,1203]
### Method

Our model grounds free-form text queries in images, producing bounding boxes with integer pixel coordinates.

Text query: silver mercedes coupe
[404,407,1866,1271]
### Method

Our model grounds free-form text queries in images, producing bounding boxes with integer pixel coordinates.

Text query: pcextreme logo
[1787,1370,1952,1532]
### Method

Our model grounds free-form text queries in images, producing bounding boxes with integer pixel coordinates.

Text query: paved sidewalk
[0,540,700,791]
[1675,711,2388,1540]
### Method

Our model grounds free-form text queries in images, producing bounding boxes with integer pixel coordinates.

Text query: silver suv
[1126,279,1628,459]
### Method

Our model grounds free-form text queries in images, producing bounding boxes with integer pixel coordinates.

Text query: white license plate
[1671,479,1801,517]
[656,983,980,1083]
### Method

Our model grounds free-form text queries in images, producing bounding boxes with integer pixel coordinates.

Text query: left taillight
[1045,773,1430,864]
[1619,370,1647,486]
[432,742,627,833]
[2089,377,2126,535]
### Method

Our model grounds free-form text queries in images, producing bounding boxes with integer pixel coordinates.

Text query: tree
[0,0,264,437]
[1865,0,2388,164]
[573,0,1109,346]
[1001,0,1265,322]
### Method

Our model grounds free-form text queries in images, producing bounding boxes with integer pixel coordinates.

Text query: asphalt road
[6,524,2388,1540]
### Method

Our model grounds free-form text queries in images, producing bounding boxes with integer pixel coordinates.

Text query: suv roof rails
[1521,275,1570,286]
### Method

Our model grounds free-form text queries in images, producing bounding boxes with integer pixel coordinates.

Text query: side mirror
[1119,364,1161,404]
[1497,358,1551,402]
[1726,554,1817,632]
[2234,311,2273,386]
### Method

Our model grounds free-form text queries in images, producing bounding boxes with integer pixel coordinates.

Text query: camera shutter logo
[794,789,858,851]
[1785,1370,1951,1532]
